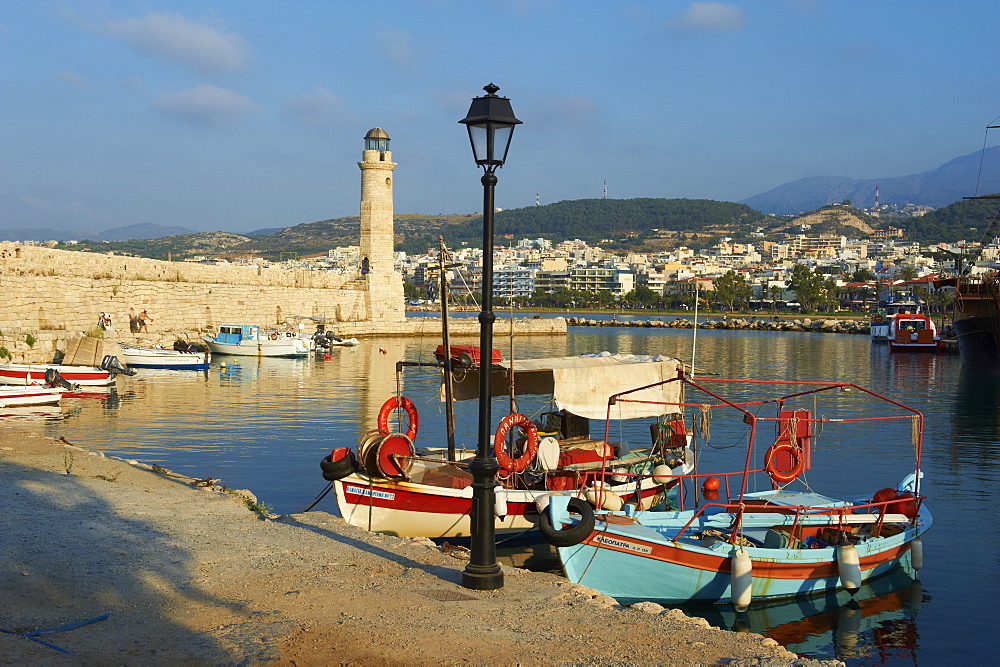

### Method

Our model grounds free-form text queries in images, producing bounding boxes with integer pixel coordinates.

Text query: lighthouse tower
[357,127,404,322]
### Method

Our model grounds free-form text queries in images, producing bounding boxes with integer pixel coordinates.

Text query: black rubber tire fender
[320,452,357,481]
[539,496,596,547]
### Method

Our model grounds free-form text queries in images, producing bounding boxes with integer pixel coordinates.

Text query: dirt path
[0,429,835,665]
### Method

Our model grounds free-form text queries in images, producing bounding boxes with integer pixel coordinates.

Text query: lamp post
[459,83,521,591]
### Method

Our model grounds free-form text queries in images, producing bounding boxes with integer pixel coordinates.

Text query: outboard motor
[101,354,137,378]
[186,341,207,353]
[312,331,330,349]
[173,340,189,352]
[44,368,79,391]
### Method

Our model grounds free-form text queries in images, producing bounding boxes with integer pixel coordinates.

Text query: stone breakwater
[567,316,871,335]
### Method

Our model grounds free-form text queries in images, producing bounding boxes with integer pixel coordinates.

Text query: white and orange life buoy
[493,413,539,472]
[269,333,279,340]
[764,441,804,485]
[377,396,419,441]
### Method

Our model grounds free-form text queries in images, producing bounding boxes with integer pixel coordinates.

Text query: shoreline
[0,428,835,665]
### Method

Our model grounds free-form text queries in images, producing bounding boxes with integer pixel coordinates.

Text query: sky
[3,1,1000,235]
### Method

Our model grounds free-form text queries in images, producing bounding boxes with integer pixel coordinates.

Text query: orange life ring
[493,413,539,472]
[269,333,279,340]
[873,314,884,324]
[764,442,804,485]
[377,396,419,440]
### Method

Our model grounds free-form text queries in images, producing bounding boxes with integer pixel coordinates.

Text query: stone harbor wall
[0,243,564,363]
[566,316,871,334]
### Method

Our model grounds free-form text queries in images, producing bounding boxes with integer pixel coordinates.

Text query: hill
[0,223,194,243]
[896,195,1000,243]
[742,146,1000,214]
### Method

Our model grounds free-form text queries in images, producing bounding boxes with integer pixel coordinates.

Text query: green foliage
[788,264,827,313]
[0,346,9,361]
[712,271,753,311]
[24,333,36,348]
[899,196,1000,244]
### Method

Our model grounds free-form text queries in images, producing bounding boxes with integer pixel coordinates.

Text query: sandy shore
[0,428,835,665]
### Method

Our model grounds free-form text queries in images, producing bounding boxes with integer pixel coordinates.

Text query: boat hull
[0,364,114,387]
[953,315,1000,370]
[119,346,211,370]
[557,507,931,604]
[0,386,64,408]
[332,472,664,539]
[202,337,308,358]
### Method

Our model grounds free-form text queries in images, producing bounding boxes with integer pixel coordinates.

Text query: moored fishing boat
[886,312,944,352]
[542,373,930,609]
[0,385,65,408]
[202,324,309,358]
[119,343,211,370]
[322,352,693,538]
[0,362,118,387]
[869,296,924,342]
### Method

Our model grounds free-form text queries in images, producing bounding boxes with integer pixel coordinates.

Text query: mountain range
[740,146,1000,214]
[3,147,998,244]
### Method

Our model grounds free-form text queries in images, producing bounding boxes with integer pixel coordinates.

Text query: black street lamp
[458,83,521,591]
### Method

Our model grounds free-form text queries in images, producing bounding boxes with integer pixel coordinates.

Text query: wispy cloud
[119,75,145,94]
[286,86,357,128]
[97,12,251,74]
[155,84,259,127]
[376,28,419,74]
[55,71,88,90]
[666,2,745,33]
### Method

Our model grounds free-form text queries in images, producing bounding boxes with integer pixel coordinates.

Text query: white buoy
[909,537,923,571]
[651,464,673,485]
[731,548,753,612]
[494,486,507,520]
[534,493,556,514]
[537,437,560,470]
[837,544,862,594]
[585,486,623,511]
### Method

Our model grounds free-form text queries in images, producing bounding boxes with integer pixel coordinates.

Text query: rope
[696,404,712,441]
[299,482,334,513]
[1,613,109,655]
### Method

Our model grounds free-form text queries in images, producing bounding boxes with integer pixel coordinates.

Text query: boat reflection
[676,565,923,661]
[0,405,65,422]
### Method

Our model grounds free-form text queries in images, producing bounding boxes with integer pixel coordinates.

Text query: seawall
[0,243,564,363]
[566,316,871,335]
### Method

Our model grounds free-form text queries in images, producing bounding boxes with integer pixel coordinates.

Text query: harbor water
[7,318,995,664]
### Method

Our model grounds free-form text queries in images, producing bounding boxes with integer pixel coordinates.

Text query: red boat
[0,363,114,387]
[887,313,944,352]
[433,344,503,368]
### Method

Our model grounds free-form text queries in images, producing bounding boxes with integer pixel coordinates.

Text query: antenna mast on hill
[874,184,880,217]
[603,180,608,199]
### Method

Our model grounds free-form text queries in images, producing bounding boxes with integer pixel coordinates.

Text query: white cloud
[98,12,251,74]
[55,71,88,90]
[667,2,745,33]
[155,84,259,127]
[287,86,357,128]
[376,28,419,73]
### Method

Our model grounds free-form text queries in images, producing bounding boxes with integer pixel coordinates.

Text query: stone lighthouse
[358,127,404,322]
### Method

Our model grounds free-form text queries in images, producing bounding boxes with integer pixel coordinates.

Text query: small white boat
[119,343,211,370]
[202,324,309,358]
[0,363,116,387]
[0,385,64,408]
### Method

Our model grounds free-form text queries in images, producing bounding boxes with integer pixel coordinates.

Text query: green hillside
[897,195,1000,243]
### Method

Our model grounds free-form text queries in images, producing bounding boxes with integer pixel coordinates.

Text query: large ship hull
[950,276,1000,370]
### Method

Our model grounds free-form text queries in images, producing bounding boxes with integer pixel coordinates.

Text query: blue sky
[3,1,1000,234]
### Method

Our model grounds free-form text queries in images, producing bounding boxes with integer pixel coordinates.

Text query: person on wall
[137,310,153,333]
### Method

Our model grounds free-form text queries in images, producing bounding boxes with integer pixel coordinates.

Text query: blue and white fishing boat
[202,324,309,358]
[119,343,211,370]
[541,373,930,610]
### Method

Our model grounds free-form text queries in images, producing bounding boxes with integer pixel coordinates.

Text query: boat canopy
[449,352,683,420]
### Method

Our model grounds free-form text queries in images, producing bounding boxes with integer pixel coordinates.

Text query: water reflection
[684,566,923,662]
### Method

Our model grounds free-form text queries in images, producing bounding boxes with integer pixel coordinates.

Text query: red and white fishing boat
[0,385,65,408]
[887,312,944,352]
[0,363,115,387]
[322,352,693,538]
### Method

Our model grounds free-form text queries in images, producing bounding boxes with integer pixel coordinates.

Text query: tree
[788,264,826,313]
[713,271,752,312]
[850,268,876,283]
[898,265,919,281]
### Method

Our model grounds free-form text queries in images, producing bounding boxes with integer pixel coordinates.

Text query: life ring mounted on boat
[377,396,419,441]
[764,441,804,485]
[873,314,884,324]
[493,413,539,472]
[269,333,279,340]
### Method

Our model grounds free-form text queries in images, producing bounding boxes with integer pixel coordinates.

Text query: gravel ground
[0,428,839,665]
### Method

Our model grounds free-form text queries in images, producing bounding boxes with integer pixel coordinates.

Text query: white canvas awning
[448,352,684,420]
